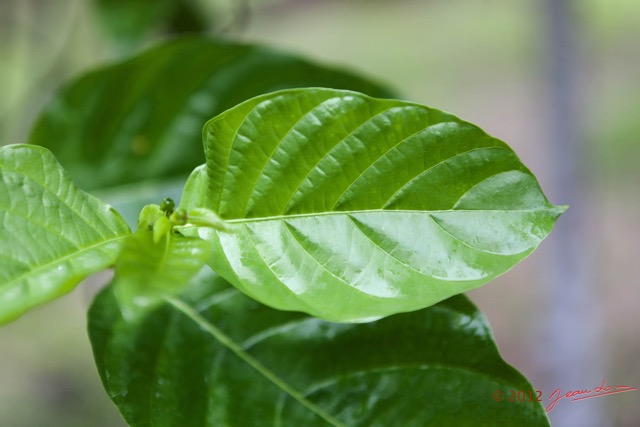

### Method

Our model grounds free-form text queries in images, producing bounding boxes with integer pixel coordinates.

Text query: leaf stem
[164,296,346,427]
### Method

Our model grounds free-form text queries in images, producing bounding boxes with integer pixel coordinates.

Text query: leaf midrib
[165,296,347,427]
[2,234,129,289]
[224,207,559,224]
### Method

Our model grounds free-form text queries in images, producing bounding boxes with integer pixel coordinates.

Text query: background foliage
[0,0,638,426]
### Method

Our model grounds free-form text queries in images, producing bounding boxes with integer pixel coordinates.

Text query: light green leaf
[0,145,130,324]
[112,221,210,320]
[29,36,393,191]
[182,88,565,322]
[88,268,550,426]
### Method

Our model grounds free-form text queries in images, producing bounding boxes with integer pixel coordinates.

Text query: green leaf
[112,213,210,320]
[112,233,209,320]
[182,88,565,322]
[88,268,550,426]
[0,145,130,324]
[29,36,393,191]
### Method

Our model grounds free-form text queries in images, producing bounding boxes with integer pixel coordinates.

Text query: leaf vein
[280,105,402,215]
[381,146,511,208]
[330,121,448,210]
[242,98,332,215]
[166,296,346,427]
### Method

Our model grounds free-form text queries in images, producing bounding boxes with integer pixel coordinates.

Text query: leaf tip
[555,204,569,216]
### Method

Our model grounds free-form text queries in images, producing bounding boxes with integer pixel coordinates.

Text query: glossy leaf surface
[182,88,565,322]
[29,37,392,190]
[0,145,130,324]
[89,269,550,427]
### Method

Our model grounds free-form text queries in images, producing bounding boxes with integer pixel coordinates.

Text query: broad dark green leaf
[181,88,565,322]
[0,145,130,324]
[89,268,550,426]
[28,36,393,191]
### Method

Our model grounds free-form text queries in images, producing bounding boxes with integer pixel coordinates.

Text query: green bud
[160,197,175,216]
[170,208,188,226]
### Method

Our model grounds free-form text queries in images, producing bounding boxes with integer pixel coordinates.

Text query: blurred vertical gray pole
[542,1,604,426]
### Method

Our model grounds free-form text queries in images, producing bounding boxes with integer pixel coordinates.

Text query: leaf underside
[0,145,130,324]
[181,88,565,322]
[89,268,550,427]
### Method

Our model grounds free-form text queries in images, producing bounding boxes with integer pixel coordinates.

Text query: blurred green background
[1,0,638,426]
